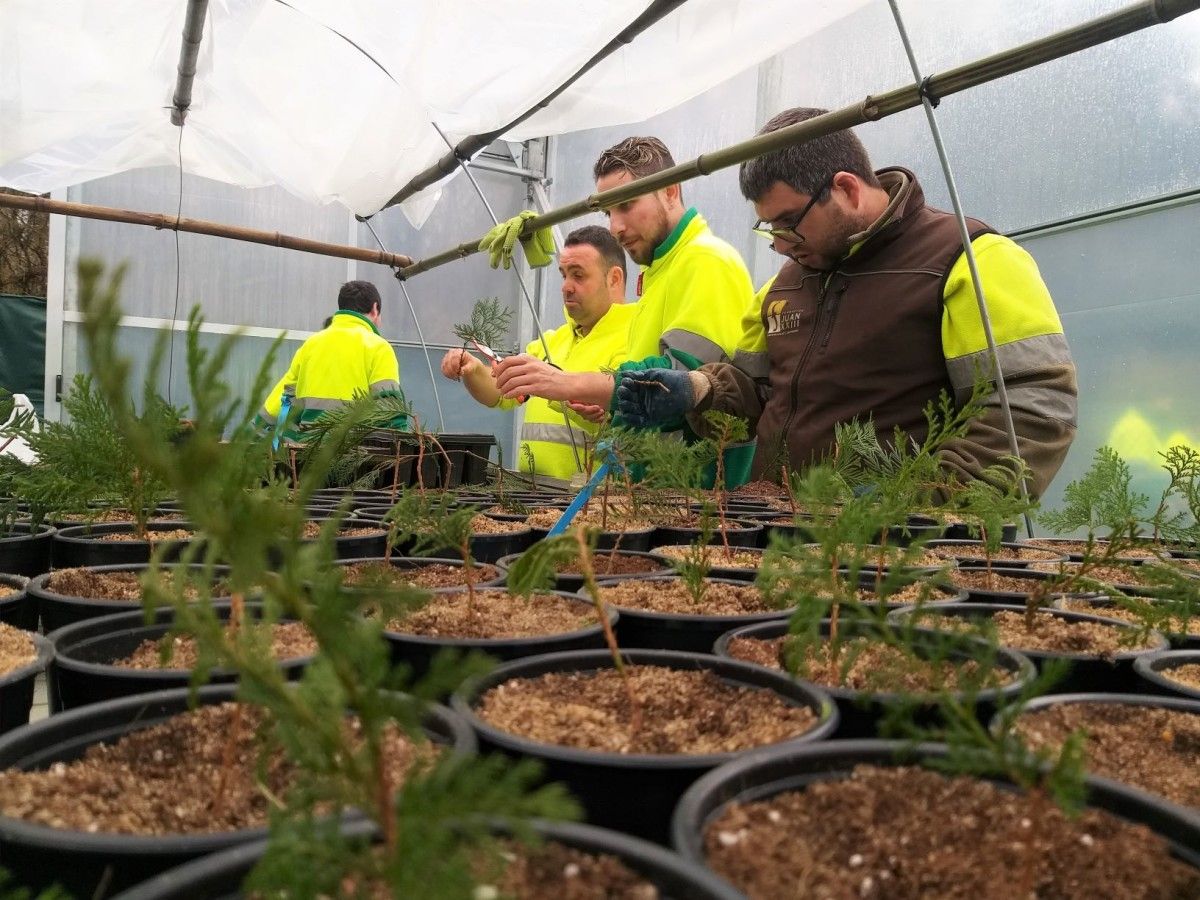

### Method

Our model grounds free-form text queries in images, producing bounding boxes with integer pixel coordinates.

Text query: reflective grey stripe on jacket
[730,347,770,382]
[521,421,591,446]
[946,333,1077,426]
[369,379,401,392]
[660,329,729,368]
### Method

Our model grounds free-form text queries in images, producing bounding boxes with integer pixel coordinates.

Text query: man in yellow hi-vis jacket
[492,136,758,487]
[615,107,1077,498]
[256,280,405,441]
[441,226,633,483]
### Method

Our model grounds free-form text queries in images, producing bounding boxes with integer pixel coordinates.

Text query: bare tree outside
[0,189,49,297]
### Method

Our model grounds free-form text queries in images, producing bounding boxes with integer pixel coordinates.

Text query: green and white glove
[478,210,555,270]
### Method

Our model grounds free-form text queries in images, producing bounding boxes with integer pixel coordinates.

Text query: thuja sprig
[1149,445,1200,545]
[507,528,641,735]
[298,392,415,493]
[674,503,715,605]
[952,458,1038,588]
[6,373,183,538]
[77,260,581,896]
[382,491,481,605]
[701,410,749,553]
[1039,446,1147,539]
[452,297,515,353]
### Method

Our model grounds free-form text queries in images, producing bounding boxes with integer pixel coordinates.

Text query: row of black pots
[107,734,1200,900]
[6,662,1199,897]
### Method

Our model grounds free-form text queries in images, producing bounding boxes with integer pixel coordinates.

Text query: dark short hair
[593,136,676,182]
[739,107,880,202]
[564,225,627,283]
[337,280,381,314]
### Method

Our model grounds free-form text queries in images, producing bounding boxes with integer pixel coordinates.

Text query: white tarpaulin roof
[0,0,867,226]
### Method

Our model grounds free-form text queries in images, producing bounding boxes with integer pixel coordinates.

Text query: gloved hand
[478,210,555,270]
[614,368,695,428]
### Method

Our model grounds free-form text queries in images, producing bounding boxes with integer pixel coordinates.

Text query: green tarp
[0,294,46,416]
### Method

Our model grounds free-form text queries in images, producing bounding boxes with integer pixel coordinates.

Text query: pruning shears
[469,339,525,404]
[546,440,619,537]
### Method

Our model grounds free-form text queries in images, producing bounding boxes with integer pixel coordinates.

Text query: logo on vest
[765,299,802,336]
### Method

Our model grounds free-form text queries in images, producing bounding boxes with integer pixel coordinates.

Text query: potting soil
[920,609,1158,656]
[1163,663,1200,691]
[388,590,591,639]
[597,579,773,616]
[724,635,1011,692]
[477,666,818,754]
[45,567,224,601]
[0,622,35,676]
[703,765,1200,899]
[114,621,317,669]
[1016,702,1200,808]
[0,703,432,834]
[341,561,500,590]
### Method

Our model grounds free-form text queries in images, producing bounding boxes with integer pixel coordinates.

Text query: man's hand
[440,348,483,382]
[614,368,695,427]
[567,401,608,424]
[493,354,569,400]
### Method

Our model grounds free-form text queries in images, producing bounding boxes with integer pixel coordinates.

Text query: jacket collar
[332,309,380,335]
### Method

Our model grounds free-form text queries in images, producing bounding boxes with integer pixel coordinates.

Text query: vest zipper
[820,282,847,349]
[775,272,836,454]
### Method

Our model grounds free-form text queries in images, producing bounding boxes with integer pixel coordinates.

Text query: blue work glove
[478,211,555,270]
[614,368,695,428]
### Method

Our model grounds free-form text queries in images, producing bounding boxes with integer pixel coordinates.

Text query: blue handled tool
[271,393,292,451]
[546,441,618,537]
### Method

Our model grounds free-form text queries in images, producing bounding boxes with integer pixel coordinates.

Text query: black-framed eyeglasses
[752,176,833,243]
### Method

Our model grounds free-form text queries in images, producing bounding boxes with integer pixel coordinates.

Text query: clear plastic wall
[548,0,1200,516]
[58,0,1200,511]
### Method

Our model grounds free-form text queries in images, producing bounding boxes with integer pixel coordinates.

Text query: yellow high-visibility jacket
[496,303,635,481]
[614,208,758,488]
[257,310,404,439]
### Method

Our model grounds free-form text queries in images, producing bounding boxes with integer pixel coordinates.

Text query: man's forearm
[559,370,616,408]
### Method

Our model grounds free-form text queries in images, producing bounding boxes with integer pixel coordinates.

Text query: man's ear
[607,265,625,299]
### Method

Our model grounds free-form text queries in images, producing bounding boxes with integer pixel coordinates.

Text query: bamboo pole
[398,0,1199,280]
[170,0,210,126]
[0,193,414,269]
[381,0,688,211]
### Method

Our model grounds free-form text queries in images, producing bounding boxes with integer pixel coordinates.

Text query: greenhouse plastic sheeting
[0,0,866,226]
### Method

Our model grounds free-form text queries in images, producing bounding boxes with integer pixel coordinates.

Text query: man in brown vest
[615,107,1077,498]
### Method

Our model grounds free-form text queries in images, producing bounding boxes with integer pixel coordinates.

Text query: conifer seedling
[76,260,580,896]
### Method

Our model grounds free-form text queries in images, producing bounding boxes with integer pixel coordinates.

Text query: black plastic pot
[383,589,616,682]
[670,739,1200,888]
[1051,595,1200,650]
[0,632,52,734]
[495,550,674,593]
[52,521,197,569]
[651,521,762,551]
[294,517,389,561]
[941,520,1019,542]
[353,514,535,564]
[46,604,314,712]
[0,573,35,631]
[1024,537,1160,564]
[647,546,764,584]
[27,563,231,635]
[333,556,506,594]
[527,523,657,552]
[946,565,1099,605]
[0,523,54,577]
[452,648,838,844]
[888,602,1170,694]
[1011,691,1200,827]
[925,539,1068,569]
[111,818,743,900]
[0,684,475,897]
[1133,650,1200,700]
[713,618,1035,739]
[583,575,790,653]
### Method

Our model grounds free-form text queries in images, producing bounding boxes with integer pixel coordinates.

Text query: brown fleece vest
[752,168,993,478]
